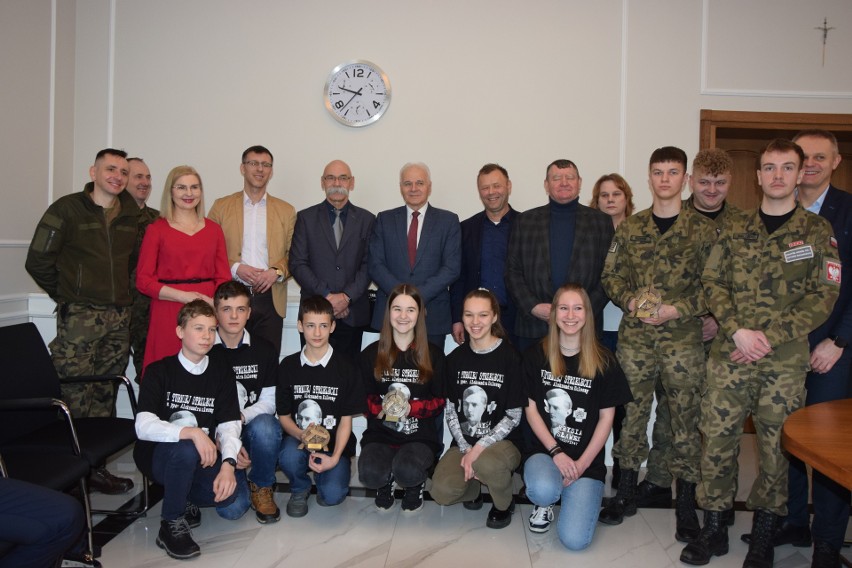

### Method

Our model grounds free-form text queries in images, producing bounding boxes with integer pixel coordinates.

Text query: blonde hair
[544,283,609,378]
[160,165,205,222]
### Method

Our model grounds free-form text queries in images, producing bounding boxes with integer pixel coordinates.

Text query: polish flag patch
[825,260,842,284]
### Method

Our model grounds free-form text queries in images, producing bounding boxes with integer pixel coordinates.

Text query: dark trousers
[148,440,242,521]
[786,352,852,549]
[358,442,435,489]
[0,478,86,568]
[247,289,283,355]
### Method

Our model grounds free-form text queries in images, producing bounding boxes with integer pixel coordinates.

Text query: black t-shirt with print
[359,341,446,455]
[211,335,278,412]
[523,345,632,482]
[135,351,240,471]
[277,349,366,457]
[445,340,525,448]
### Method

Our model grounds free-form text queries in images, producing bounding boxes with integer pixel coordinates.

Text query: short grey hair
[399,162,431,183]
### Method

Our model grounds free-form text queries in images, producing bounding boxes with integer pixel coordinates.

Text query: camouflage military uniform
[25,182,140,418]
[644,198,743,488]
[698,206,839,514]
[129,205,159,377]
[603,206,716,483]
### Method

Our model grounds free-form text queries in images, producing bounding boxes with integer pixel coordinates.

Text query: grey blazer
[289,201,375,327]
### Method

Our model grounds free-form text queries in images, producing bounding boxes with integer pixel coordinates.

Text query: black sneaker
[375,477,395,511]
[486,500,515,529]
[184,501,201,529]
[463,492,483,510]
[156,518,200,560]
[401,483,425,513]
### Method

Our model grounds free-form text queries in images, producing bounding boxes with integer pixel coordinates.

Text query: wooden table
[782,399,852,491]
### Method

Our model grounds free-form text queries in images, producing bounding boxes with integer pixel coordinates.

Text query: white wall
[4,0,852,311]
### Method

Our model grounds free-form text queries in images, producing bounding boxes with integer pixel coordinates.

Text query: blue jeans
[278,436,350,505]
[242,413,283,488]
[524,453,604,551]
[151,439,250,521]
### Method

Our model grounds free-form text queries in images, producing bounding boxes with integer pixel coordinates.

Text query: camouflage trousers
[696,354,805,514]
[128,290,151,378]
[613,335,705,483]
[49,302,130,419]
[643,380,673,487]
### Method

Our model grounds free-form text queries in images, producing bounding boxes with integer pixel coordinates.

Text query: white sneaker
[529,505,554,533]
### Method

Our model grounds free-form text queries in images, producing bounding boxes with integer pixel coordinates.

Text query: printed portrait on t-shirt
[460,385,489,437]
[544,388,573,434]
[236,381,248,410]
[169,410,198,428]
[296,399,323,430]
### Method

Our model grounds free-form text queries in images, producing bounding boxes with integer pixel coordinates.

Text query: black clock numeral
[353,68,364,78]
[334,100,345,109]
[373,100,381,109]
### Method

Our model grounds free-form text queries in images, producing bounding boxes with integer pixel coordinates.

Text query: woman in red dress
[137,165,230,376]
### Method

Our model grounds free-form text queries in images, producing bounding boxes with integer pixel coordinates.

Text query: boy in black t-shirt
[212,281,283,524]
[134,300,249,561]
[276,296,366,518]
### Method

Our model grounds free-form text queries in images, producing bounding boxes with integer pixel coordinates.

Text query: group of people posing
[22,131,851,568]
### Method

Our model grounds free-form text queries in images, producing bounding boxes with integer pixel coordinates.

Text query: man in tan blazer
[208,145,296,354]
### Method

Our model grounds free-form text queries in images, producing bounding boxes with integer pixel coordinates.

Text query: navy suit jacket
[289,201,375,327]
[369,204,461,335]
[449,207,518,324]
[810,185,852,349]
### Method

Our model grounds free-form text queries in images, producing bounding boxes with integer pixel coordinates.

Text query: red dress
[136,218,230,375]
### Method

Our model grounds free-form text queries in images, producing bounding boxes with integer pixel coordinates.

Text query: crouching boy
[277,295,366,517]
[134,300,249,560]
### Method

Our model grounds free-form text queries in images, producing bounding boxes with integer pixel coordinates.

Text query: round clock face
[324,60,391,127]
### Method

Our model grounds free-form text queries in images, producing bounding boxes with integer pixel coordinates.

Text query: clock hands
[337,86,363,96]
[339,87,363,112]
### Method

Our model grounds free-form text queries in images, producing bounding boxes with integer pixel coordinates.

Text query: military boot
[680,510,729,565]
[743,509,780,568]
[675,479,701,544]
[599,468,638,525]
[635,479,673,508]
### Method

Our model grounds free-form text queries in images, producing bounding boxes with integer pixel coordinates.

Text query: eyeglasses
[244,160,273,169]
[323,175,351,184]
[172,184,201,192]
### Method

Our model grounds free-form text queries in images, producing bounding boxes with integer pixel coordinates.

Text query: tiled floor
[91,435,839,568]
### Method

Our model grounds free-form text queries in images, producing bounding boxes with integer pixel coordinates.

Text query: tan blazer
[208,191,297,317]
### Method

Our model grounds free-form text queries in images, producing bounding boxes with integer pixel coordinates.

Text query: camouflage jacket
[702,206,840,368]
[683,196,745,230]
[603,205,717,335]
[25,182,141,307]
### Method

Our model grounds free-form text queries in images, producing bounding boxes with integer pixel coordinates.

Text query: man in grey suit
[289,160,375,360]
[506,159,614,350]
[369,162,462,348]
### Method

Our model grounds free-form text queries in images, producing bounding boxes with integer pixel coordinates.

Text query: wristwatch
[833,336,848,349]
[222,457,237,468]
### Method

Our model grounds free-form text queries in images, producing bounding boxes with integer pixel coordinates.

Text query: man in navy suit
[369,162,461,348]
[450,163,519,347]
[506,159,614,351]
[289,160,375,360]
[767,130,852,567]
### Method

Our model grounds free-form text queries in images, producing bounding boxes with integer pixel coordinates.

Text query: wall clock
[324,60,391,127]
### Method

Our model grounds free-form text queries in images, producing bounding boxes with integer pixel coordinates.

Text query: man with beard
[289,160,375,360]
[209,145,297,354]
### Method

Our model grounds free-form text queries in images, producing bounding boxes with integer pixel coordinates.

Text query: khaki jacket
[208,191,296,317]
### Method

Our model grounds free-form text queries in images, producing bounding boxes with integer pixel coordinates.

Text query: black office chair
[0,322,148,517]
[0,400,95,562]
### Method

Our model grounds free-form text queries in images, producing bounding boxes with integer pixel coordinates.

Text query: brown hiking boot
[249,481,280,524]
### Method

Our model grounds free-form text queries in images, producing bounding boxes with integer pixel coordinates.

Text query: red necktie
[408,211,419,268]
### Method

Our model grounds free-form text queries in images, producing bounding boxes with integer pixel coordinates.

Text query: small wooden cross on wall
[815,17,835,67]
